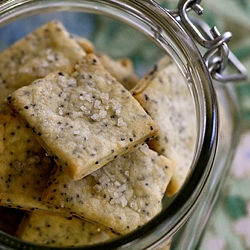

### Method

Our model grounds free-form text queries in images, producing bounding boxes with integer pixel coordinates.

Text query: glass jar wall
[0,1,234,249]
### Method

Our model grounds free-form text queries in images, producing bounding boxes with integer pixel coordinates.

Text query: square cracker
[131,56,197,196]
[0,19,86,109]
[0,110,56,212]
[42,143,175,235]
[7,53,158,180]
[16,211,118,247]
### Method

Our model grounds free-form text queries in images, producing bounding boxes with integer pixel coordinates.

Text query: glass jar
[0,0,245,249]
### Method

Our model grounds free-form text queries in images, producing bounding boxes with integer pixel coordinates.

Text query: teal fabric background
[0,1,249,249]
[157,1,250,249]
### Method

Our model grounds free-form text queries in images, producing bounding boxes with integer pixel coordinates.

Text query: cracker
[131,56,197,196]
[76,36,95,54]
[0,110,57,212]
[96,52,139,90]
[7,53,158,180]
[42,143,175,235]
[16,211,118,247]
[0,20,85,109]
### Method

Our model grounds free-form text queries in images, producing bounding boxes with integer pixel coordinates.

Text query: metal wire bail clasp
[176,0,247,82]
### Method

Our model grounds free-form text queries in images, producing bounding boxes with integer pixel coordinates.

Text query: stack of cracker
[0,20,196,247]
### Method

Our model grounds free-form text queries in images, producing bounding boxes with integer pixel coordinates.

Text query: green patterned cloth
[0,1,249,249]
[157,1,250,249]
[193,1,250,250]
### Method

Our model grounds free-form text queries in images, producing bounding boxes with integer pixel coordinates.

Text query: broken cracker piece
[131,56,197,196]
[0,20,86,110]
[16,211,118,247]
[7,53,158,180]
[42,143,175,235]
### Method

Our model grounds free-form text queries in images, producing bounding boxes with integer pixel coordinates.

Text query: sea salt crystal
[58,108,63,115]
[12,161,24,171]
[114,181,121,187]
[73,130,80,135]
[93,184,102,192]
[117,118,127,127]
[68,77,77,87]
[99,175,111,187]
[99,108,107,118]
[43,120,49,126]
[85,93,92,103]
[72,111,83,119]
[115,108,121,116]
[58,75,68,88]
[27,156,40,165]
[91,113,101,121]
[80,105,87,111]
[113,191,121,199]
[47,53,55,62]
[94,100,101,109]
[100,92,109,105]
[119,196,128,207]
[79,92,87,101]
[130,201,138,210]
[117,184,127,193]
[104,169,116,182]
[139,143,149,155]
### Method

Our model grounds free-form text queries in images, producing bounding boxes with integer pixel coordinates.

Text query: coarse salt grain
[27,156,40,165]
[100,92,109,104]
[117,117,127,127]
[12,161,24,171]
[94,100,101,109]
[85,93,92,103]
[114,181,121,187]
[47,54,55,62]
[99,109,107,119]
[93,184,102,192]
[91,113,100,121]
[58,108,63,115]
[139,143,149,155]
[119,196,128,207]
[99,175,110,186]
[130,201,138,210]
[43,120,49,126]
[68,77,77,87]
[58,75,68,88]
[79,92,87,100]
[117,184,127,193]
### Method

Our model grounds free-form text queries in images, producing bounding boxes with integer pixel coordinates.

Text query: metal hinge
[166,0,247,83]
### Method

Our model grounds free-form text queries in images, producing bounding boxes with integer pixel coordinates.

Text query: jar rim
[0,0,218,249]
